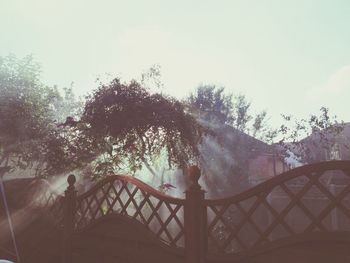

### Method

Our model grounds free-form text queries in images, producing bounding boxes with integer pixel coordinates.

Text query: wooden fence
[51,160,350,263]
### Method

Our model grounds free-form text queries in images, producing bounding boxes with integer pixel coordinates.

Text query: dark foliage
[0,55,84,176]
[187,85,234,126]
[79,78,206,176]
[277,107,349,163]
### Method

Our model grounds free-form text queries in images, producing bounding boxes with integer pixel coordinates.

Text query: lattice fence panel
[75,177,185,248]
[207,167,350,254]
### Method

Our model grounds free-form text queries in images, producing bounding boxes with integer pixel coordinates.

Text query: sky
[1,0,350,127]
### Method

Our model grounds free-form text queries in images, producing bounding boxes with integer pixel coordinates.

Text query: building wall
[248,154,286,186]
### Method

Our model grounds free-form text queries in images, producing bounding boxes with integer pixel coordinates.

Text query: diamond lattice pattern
[75,179,185,247]
[207,169,350,254]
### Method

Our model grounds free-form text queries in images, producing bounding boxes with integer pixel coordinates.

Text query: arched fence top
[205,160,350,256]
[205,160,350,206]
[77,174,185,205]
[72,173,189,249]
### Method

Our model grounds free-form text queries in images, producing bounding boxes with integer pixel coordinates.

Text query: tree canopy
[78,78,206,177]
[1,55,348,185]
[186,85,272,141]
[0,55,83,176]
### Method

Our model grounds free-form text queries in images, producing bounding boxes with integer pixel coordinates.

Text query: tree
[186,85,271,141]
[277,107,350,164]
[0,55,83,177]
[185,85,274,195]
[187,85,234,125]
[77,78,206,178]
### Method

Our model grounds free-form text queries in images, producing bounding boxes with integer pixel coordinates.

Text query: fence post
[62,174,77,263]
[184,166,206,263]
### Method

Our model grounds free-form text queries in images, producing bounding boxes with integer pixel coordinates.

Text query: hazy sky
[1,0,350,127]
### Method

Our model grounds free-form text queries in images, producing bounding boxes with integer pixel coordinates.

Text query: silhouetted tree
[78,78,206,178]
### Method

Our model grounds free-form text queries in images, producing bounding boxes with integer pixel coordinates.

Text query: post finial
[66,174,76,192]
[187,165,201,190]
[67,174,76,185]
